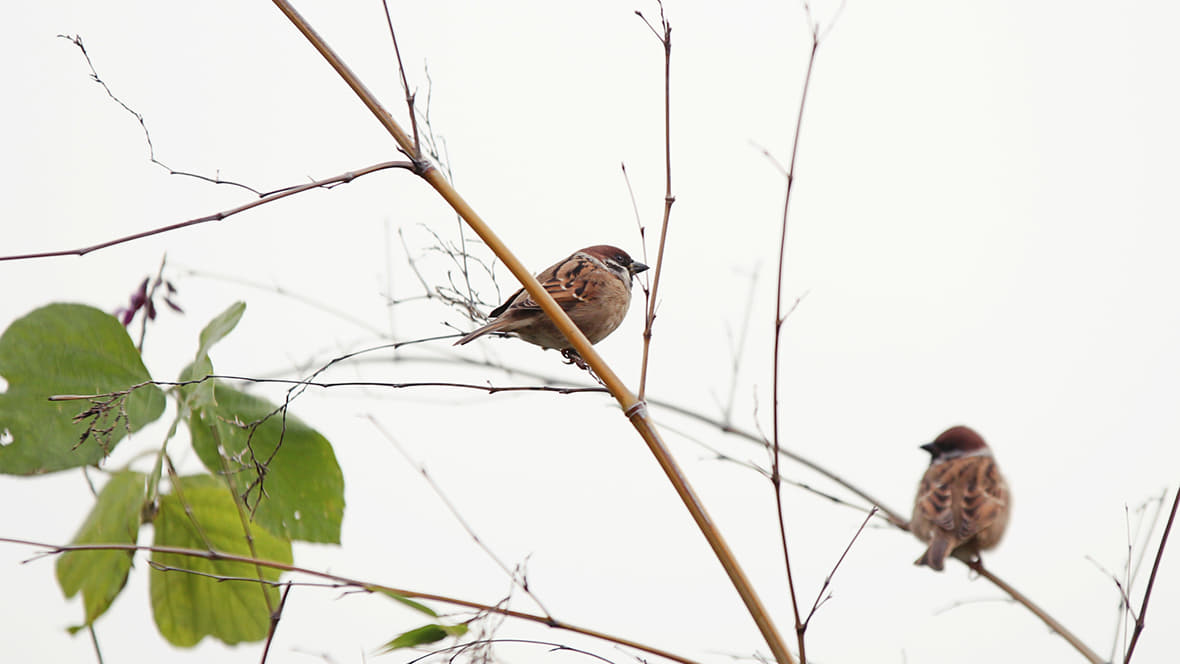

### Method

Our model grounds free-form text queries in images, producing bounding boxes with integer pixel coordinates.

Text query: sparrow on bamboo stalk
[454,245,648,356]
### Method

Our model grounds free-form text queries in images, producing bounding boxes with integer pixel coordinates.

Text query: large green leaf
[0,303,165,474]
[55,470,146,627]
[189,384,343,544]
[150,475,292,647]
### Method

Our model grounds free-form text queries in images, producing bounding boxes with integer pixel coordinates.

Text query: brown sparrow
[911,425,1010,571]
[454,245,648,350]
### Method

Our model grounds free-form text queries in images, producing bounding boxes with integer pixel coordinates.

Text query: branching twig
[634,2,675,402]
[1099,491,1167,662]
[379,0,420,158]
[770,12,824,661]
[1123,487,1180,663]
[58,34,262,195]
[0,161,414,262]
[802,508,876,630]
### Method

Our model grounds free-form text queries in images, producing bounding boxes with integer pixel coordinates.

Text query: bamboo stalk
[268,2,794,662]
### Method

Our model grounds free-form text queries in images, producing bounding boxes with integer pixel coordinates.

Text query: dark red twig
[1124,487,1180,663]
[0,161,413,262]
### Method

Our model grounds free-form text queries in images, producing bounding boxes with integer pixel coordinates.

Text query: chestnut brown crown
[920,425,989,460]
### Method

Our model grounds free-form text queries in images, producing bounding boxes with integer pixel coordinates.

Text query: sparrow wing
[916,456,1008,541]
[954,456,1009,543]
[490,252,595,317]
[914,462,959,537]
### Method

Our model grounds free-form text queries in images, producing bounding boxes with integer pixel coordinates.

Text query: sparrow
[911,425,1010,571]
[454,245,649,350]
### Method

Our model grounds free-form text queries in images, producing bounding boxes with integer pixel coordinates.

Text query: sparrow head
[579,245,649,282]
[920,425,990,464]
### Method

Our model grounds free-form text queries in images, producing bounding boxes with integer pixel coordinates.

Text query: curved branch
[0,537,699,664]
[968,560,1103,664]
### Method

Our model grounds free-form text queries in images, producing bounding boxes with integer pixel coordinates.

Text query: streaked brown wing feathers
[492,254,593,315]
[917,456,1007,544]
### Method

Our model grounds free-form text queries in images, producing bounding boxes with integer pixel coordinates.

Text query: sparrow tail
[454,319,506,346]
[914,537,952,571]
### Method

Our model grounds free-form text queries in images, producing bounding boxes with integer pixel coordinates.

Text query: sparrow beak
[919,441,938,455]
[629,261,650,275]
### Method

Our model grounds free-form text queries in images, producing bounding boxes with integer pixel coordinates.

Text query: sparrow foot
[559,348,605,385]
[560,348,588,369]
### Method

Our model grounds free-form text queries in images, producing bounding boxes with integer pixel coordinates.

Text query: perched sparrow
[454,245,648,350]
[911,425,1010,571]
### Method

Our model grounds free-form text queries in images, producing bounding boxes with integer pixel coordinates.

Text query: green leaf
[150,475,292,647]
[55,470,146,626]
[195,302,245,361]
[177,357,215,412]
[369,586,439,617]
[0,304,165,475]
[189,384,343,544]
[179,302,245,412]
[379,623,468,653]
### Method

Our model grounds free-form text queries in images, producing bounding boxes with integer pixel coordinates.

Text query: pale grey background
[2,2,1178,663]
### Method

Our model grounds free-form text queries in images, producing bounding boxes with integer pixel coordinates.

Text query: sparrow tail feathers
[914,537,952,571]
[454,319,510,346]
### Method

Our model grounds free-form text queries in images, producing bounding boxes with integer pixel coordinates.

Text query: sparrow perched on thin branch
[911,425,1010,571]
[454,245,648,350]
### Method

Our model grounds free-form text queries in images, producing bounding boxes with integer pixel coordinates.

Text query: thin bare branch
[771,22,821,662]
[662,420,882,519]
[367,415,554,618]
[0,537,702,664]
[378,0,421,157]
[803,508,877,629]
[410,638,621,664]
[621,163,647,259]
[0,161,414,262]
[177,266,386,337]
[48,372,606,404]
[259,584,292,664]
[358,352,913,527]
[634,1,675,402]
[58,34,262,195]
[718,266,760,425]
[1124,487,1180,663]
[967,559,1104,664]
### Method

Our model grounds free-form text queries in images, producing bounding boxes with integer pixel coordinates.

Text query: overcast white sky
[3,2,1179,663]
